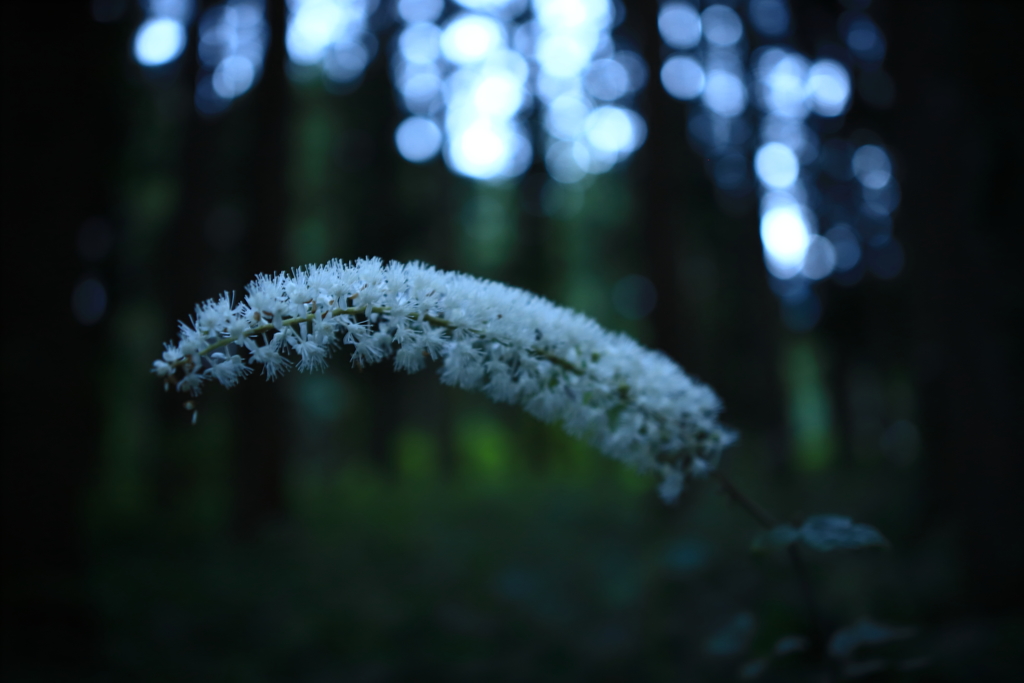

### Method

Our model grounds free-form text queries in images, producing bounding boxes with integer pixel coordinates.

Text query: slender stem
[786,543,826,648]
[709,470,827,652]
[709,470,777,529]
[168,306,365,367]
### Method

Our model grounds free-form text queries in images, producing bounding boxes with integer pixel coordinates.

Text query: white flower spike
[153,258,735,500]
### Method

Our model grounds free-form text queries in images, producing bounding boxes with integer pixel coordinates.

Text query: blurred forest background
[2,0,1022,680]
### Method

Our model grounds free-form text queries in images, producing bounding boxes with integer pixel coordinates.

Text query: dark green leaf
[799,515,889,552]
[828,618,915,658]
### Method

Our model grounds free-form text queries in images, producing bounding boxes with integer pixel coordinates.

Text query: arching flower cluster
[153,258,734,500]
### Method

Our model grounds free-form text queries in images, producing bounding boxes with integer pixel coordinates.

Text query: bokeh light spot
[212,55,256,98]
[801,235,837,280]
[661,55,705,101]
[845,15,886,62]
[701,5,743,48]
[825,224,862,272]
[134,17,187,66]
[807,59,850,117]
[285,0,373,84]
[476,72,526,117]
[584,106,643,155]
[584,58,630,101]
[658,2,701,50]
[615,51,648,92]
[287,0,343,65]
[400,69,443,113]
[760,203,811,279]
[758,51,809,118]
[323,41,371,82]
[748,0,789,37]
[535,32,595,79]
[397,0,445,23]
[441,14,504,65]
[546,141,588,184]
[851,144,892,189]
[395,116,443,162]
[702,70,747,118]
[447,119,514,179]
[400,22,442,65]
[546,94,590,140]
[72,278,108,326]
[754,142,799,189]
[454,0,527,16]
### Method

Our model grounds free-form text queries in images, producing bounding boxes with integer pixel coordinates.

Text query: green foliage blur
[85,76,1011,683]
[3,3,1022,681]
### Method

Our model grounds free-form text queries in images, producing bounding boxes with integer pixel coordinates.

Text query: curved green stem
[710,470,778,529]
[710,470,827,655]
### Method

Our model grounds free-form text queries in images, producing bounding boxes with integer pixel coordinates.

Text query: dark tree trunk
[156,0,291,535]
[887,0,1024,610]
[633,0,695,367]
[630,0,788,450]
[232,0,290,534]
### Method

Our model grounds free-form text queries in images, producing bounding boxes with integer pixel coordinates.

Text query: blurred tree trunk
[157,0,290,535]
[157,0,216,323]
[887,0,1024,611]
[634,0,695,367]
[231,0,289,534]
[631,0,788,457]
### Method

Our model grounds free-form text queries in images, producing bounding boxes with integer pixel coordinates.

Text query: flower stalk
[154,257,735,500]
[712,469,827,651]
